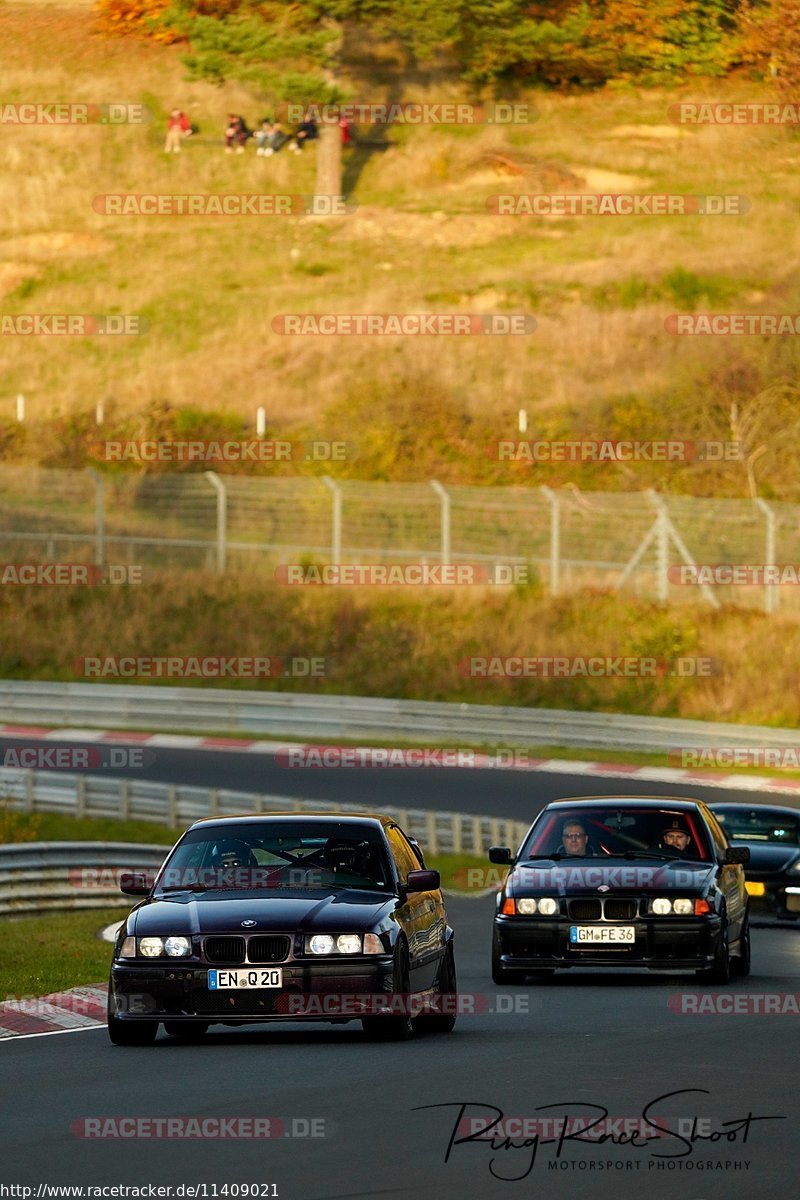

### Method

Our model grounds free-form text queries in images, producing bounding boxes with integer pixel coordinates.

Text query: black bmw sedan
[490,796,750,984]
[710,802,800,922]
[108,812,456,1044]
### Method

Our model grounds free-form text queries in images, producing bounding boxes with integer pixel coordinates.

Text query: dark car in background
[710,802,800,922]
[108,812,456,1044]
[490,796,750,984]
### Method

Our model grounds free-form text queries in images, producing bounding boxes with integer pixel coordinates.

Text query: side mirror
[405,869,441,894]
[119,871,151,897]
[489,846,513,865]
[725,846,750,865]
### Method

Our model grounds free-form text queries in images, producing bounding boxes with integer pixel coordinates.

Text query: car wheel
[491,930,526,985]
[696,919,731,985]
[731,916,751,978]
[107,1013,158,1046]
[163,1021,209,1039]
[415,941,457,1035]
[361,941,414,1041]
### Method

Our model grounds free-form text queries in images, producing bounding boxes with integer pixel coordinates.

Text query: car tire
[163,1021,209,1039]
[415,941,457,1035]
[696,918,731,985]
[361,941,415,1041]
[731,916,751,978]
[107,1013,158,1046]
[491,931,526,985]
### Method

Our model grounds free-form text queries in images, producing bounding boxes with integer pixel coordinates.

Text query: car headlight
[138,936,165,957]
[651,898,672,915]
[791,859,800,873]
[672,898,693,916]
[336,934,362,954]
[164,936,191,957]
[517,898,537,914]
[538,897,558,916]
[305,933,371,955]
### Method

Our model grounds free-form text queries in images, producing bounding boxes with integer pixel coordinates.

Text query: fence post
[86,468,105,568]
[539,486,560,596]
[322,476,342,565]
[647,491,670,603]
[76,776,87,818]
[204,471,227,573]
[119,779,130,820]
[167,784,178,826]
[754,499,777,615]
[430,480,451,567]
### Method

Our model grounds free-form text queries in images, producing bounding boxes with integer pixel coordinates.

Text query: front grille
[204,936,246,964]
[193,988,301,1016]
[569,899,601,921]
[248,935,290,964]
[604,899,638,920]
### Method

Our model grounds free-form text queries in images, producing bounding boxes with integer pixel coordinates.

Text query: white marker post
[256,406,266,436]
[518,409,527,433]
[16,393,25,422]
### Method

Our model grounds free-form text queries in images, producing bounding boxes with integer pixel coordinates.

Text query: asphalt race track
[2,739,798,1199]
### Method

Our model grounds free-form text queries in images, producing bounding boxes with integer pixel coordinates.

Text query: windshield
[714,809,800,845]
[155,821,393,893]
[521,807,712,862]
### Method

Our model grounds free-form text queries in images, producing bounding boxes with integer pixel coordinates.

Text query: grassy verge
[1,907,120,999]
[4,575,800,726]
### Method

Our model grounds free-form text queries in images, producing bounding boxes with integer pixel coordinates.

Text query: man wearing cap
[658,819,695,857]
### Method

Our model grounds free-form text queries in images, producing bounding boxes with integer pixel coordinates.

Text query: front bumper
[494,916,723,970]
[110,957,395,1023]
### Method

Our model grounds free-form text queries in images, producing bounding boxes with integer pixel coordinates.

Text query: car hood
[131,888,396,936]
[734,842,800,876]
[508,858,716,895]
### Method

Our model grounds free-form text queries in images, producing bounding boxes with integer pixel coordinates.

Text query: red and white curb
[2,723,800,797]
[0,984,107,1039]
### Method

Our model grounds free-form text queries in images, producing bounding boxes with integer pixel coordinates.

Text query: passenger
[658,819,695,857]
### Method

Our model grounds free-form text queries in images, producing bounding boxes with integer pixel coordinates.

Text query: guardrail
[0,842,168,916]
[0,769,528,913]
[0,679,798,753]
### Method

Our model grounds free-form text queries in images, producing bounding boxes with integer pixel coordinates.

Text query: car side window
[704,811,729,859]
[385,825,420,884]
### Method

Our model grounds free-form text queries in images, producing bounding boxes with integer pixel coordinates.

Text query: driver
[559,819,597,857]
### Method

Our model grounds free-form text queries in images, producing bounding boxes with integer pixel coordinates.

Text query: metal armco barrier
[0,842,168,915]
[0,679,797,753]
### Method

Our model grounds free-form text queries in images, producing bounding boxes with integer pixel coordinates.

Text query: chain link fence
[0,466,793,611]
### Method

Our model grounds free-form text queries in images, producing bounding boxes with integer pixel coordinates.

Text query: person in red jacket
[164,109,191,153]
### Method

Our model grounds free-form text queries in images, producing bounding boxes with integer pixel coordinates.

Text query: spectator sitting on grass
[225,113,249,153]
[256,117,286,157]
[289,118,318,153]
[164,108,191,153]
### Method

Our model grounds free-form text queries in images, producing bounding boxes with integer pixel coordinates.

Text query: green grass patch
[1,907,119,999]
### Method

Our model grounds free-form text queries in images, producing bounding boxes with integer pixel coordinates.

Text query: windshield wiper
[601,849,682,861]
[520,855,563,863]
